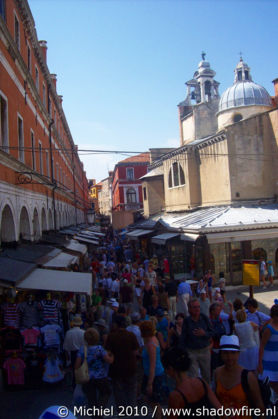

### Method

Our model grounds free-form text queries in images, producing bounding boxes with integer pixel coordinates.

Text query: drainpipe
[48,119,56,230]
[71,146,78,226]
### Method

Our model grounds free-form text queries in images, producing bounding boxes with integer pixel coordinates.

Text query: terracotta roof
[118,152,150,164]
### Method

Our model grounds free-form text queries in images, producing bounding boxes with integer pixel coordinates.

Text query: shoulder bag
[75,345,90,384]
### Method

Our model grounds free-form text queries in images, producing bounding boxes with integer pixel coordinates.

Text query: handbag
[75,345,90,384]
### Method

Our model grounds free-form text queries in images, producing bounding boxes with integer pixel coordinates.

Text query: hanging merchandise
[3,353,26,385]
[42,351,64,383]
[21,327,41,347]
[19,295,41,328]
[40,323,62,349]
[39,293,61,325]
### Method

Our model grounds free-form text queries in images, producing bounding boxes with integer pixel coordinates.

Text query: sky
[28,0,278,182]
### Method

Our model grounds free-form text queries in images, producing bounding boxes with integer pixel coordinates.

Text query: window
[27,43,31,71]
[45,150,49,177]
[35,66,39,90]
[0,0,6,20]
[126,188,136,203]
[31,130,36,170]
[126,167,134,180]
[14,13,20,50]
[237,70,242,81]
[168,162,185,188]
[42,83,46,106]
[244,70,249,80]
[38,141,43,174]
[0,93,8,151]
[18,115,24,162]
[49,98,52,117]
[143,187,147,201]
[233,113,243,123]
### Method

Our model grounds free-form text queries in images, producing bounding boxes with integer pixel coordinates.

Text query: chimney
[39,40,47,62]
[50,74,57,90]
[58,95,63,105]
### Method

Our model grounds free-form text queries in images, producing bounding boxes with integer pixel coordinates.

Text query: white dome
[219,81,272,112]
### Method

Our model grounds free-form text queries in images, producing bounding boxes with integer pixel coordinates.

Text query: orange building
[0,0,89,244]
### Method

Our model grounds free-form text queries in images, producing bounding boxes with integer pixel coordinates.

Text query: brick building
[0,0,89,244]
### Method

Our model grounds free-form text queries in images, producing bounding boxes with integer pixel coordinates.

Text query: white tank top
[235,321,257,349]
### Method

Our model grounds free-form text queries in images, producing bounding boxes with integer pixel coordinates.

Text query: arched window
[168,170,173,188]
[233,113,243,123]
[253,248,267,261]
[168,162,185,188]
[126,188,136,203]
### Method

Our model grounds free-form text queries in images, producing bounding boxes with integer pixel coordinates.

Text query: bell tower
[178,54,220,145]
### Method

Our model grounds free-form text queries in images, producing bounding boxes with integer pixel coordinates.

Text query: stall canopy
[180,233,199,242]
[65,240,87,255]
[0,257,36,285]
[0,244,61,265]
[17,269,92,294]
[74,235,99,245]
[151,233,180,245]
[42,252,78,269]
[82,229,105,237]
[126,229,153,240]
[77,232,100,240]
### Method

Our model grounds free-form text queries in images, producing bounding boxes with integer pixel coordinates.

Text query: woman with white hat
[215,335,264,417]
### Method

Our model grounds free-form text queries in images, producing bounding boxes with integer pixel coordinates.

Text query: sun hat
[219,335,240,351]
[71,315,83,327]
[111,301,119,308]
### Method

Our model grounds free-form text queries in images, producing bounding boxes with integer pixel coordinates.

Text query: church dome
[219,59,272,112]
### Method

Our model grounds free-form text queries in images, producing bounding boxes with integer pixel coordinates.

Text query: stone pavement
[225,279,278,315]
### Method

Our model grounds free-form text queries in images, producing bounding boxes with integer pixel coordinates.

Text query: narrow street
[2,283,277,419]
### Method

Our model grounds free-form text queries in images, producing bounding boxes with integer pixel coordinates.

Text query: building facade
[0,0,89,245]
[141,55,278,283]
[112,153,150,212]
[98,172,113,221]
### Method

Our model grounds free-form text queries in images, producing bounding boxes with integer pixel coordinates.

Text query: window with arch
[168,162,185,188]
[233,113,243,123]
[126,188,137,203]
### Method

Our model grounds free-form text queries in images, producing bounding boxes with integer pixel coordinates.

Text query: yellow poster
[242,260,260,286]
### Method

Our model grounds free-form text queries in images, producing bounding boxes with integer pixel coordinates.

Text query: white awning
[126,229,153,240]
[206,228,278,244]
[43,252,78,268]
[65,240,87,255]
[151,233,180,245]
[180,233,199,242]
[82,229,105,237]
[17,269,92,294]
[74,235,99,245]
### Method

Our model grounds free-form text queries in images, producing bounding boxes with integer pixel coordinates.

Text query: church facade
[141,56,278,283]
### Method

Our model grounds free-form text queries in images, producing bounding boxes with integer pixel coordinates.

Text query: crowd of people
[61,230,278,418]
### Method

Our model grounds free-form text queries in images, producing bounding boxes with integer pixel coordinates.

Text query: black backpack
[241,369,272,408]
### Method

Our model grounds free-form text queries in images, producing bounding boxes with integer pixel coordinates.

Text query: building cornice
[148,131,226,171]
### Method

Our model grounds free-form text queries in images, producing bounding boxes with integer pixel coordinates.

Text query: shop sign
[242,259,259,286]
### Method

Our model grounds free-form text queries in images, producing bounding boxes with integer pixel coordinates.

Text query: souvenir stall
[0,269,92,391]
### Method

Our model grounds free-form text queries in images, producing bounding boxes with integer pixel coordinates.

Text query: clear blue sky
[28,0,278,182]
